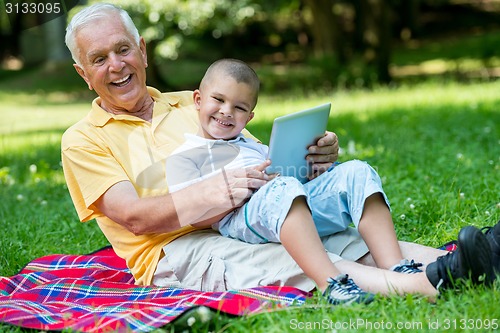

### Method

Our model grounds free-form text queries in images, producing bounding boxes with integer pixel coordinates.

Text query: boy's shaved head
[200,59,260,107]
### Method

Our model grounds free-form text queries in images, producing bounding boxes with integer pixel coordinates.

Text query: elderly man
[62,3,495,300]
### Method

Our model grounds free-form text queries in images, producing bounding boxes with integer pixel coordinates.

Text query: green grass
[1,80,499,332]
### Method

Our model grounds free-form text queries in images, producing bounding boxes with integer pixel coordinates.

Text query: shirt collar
[87,86,181,127]
[184,133,248,148]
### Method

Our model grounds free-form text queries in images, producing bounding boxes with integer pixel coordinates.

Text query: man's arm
[94,160,272,235]
[306,131,339,180]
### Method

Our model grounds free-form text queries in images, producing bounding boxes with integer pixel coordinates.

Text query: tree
[79,0,260,89]
[300,0,394,84]
[302,0,346,63]
[358,0,392,83]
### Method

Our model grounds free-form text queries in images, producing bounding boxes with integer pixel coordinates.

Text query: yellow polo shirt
[62,87,213,285]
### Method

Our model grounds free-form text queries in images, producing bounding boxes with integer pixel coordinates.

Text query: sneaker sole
[458,226,494,285]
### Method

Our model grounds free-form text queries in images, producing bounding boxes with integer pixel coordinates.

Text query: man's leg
[358,241,447,268]
[335,259,437,296]
[340,226,493,295]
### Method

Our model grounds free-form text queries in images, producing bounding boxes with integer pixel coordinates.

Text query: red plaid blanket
[0,247,307,332]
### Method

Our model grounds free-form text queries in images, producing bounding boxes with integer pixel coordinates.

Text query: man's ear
[73,64,93,90]
[139,37,148,68]
[193,89,202,110]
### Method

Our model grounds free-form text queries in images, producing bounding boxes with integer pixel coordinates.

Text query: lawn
[0,77,499,332]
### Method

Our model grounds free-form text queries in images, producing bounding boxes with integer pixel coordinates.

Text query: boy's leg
[280,197,342,291]
[357,193,404,269]
[305,160,406,269]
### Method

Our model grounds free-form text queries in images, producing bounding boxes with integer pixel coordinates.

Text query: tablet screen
[266,103,331,183]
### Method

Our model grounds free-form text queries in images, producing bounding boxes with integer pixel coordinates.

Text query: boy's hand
[306,131,339,180]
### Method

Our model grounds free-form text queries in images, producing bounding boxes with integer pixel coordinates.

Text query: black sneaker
[425,226,493,289]
[483,220,500,276]
[323,274,375,305]
[390,259,423,274]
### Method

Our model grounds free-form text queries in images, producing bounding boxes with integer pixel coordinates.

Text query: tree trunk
[361,0,392,83]
[43,16,70,64]
[302,0,337,58]
[400,0,420,38]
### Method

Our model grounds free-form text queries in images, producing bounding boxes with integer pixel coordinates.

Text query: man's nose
[109,53,125,72]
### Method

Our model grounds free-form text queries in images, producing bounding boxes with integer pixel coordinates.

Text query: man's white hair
[65,3,140,65]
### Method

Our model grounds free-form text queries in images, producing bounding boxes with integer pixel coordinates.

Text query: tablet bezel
[266,103,331,183]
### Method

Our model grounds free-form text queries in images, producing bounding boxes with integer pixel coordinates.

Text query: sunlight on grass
[391,57,500,77]
[0,99,89,135]
[252,80,500,122]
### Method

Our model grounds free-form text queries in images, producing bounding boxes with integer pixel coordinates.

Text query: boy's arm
[165,151,202,192]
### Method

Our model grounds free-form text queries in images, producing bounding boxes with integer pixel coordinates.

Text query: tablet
[266,103,331,183]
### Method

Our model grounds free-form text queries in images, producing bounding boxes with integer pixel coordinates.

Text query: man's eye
[120,47,129,54]
[93,57,105,65]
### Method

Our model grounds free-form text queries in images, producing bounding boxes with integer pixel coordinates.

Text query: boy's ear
[74,64,93,90]
[246,111,255,124]
[193,89,201,110]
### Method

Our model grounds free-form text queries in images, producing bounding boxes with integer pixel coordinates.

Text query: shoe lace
[330,274,363,295]
[392,259,423,274]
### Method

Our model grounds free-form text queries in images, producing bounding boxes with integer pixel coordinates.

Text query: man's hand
[213,159,274,209]
[306,131,339,180]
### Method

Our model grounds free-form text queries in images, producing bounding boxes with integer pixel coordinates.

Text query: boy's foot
[390,259,423,274]
[426,226,493,289]
[483,220,500,276]
[324,274,375,305]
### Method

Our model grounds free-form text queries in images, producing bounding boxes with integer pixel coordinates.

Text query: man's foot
[324,274,375,305]
[426,226,493,289]
[390,259,423,274]
[483,220,500,276]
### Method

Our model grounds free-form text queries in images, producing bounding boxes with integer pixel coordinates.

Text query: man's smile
[111,74,132,87]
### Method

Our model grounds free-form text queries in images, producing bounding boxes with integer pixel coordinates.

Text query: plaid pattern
[0,246,307,332]
[438,240,458,252]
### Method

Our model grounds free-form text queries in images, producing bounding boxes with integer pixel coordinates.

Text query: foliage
[73,0,260,61]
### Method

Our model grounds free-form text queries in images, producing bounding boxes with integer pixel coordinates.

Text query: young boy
[165,59,493,304]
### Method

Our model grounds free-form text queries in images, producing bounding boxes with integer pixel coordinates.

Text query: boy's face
[194,76,256,140]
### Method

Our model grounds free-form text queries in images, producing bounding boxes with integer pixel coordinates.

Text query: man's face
[73,15,149,113]
[194,76,255,140]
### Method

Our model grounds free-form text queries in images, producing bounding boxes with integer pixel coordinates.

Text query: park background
[1,0,499,332]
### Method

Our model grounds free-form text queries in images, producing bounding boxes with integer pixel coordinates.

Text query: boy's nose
[219,106,233,117]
